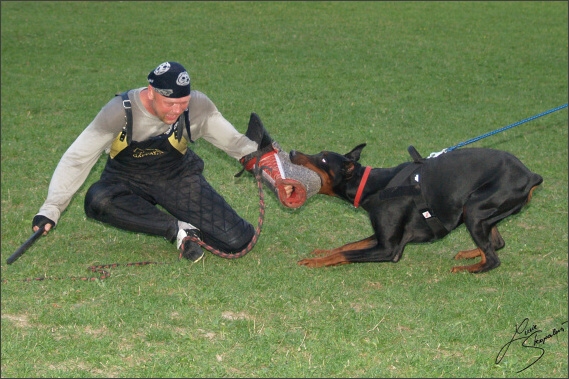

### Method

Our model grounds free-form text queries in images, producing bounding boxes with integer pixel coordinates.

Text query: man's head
[146,62,191,124]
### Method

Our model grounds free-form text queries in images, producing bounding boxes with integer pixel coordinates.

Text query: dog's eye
[321,158,327,164]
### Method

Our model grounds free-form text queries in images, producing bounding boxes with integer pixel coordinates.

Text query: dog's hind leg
[453,177,539,273]
[451,227,503,273]
[451,243,499,273]
[451,191,506,273]
[454,226,505,260]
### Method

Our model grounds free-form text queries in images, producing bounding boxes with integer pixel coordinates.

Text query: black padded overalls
[84,110,254,254]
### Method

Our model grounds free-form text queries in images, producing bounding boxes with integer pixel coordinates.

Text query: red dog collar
[353,166,372,208]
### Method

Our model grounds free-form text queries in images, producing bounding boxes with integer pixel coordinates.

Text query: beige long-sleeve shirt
[37,87,258,225]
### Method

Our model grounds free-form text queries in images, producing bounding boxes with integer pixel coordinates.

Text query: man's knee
[84,182,116,220]
[224,222,255,253]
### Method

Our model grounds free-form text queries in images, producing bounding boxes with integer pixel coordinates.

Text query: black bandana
[147,61,191,98]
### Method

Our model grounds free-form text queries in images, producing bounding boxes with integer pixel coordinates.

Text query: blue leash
[428,103,568,158]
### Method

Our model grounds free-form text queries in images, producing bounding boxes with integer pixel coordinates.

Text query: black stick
[6,225,46,265]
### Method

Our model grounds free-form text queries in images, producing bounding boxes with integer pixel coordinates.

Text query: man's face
[148,86,190,125]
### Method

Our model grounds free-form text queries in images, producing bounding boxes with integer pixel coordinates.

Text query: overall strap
[176,109,192,143]
[117,91,133,145]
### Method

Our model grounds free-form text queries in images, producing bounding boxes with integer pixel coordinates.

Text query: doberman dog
[289,144,543,273]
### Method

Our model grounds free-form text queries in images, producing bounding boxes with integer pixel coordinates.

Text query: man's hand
[33,223,53,235]
[32,215,55,235]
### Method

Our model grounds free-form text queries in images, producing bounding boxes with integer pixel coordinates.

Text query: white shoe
[176,228,204,263]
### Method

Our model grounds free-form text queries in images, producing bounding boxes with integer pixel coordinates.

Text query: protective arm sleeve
[239,113,321,208]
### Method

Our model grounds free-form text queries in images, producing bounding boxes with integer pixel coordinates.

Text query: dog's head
[289,143,366,197]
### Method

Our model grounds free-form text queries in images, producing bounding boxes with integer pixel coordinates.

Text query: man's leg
[84,180,179,242]
[155,171,255,254]
[85,169,255,255]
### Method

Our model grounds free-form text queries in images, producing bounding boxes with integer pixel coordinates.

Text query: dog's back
[419,148,543,229]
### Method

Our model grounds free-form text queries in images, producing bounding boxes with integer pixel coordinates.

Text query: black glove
[32,215,55,232]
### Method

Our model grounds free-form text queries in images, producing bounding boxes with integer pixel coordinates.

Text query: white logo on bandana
[153,88,174,96]
[177,72,190,86]
[154,62,171,75]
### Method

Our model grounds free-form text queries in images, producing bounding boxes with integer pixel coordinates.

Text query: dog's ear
[343,161,356,179]
[345,143,366,162]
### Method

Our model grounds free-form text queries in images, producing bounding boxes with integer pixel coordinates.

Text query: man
[32,61,320,262]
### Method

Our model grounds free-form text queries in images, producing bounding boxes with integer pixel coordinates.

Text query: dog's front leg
[310,235,377,256]
[298,235,377,267]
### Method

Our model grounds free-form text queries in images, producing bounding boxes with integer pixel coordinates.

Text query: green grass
[1,1,567,377]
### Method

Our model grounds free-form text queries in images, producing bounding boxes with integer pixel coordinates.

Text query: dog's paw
[451,265,465,273]
[297,258,322,267]
[297,258,313,266]
[298,255,348,267]
[310,249,330,256]
[454,248,482,260]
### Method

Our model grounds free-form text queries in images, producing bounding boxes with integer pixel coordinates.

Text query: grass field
[1,1,567,377]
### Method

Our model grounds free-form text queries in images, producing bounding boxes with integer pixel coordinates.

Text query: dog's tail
[526,173,543,203]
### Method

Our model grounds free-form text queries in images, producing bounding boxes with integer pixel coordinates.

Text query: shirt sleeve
[36,97,124,225]
[188,91,258,160]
